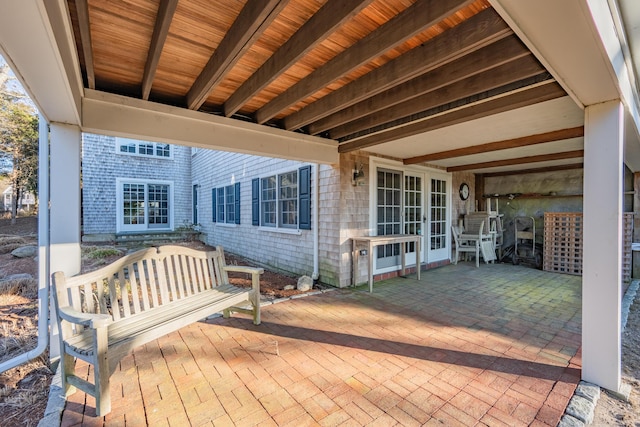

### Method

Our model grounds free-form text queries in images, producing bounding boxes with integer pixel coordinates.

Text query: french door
[118,179,172,232]
[375,169,425,269]
[428,176,450,261]
[374,166,449,273]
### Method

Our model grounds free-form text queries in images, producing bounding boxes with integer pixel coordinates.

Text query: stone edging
[38,287,337,426]
[558,279,639,427]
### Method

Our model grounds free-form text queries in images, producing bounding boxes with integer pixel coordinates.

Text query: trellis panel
[543,212,633,282]
[543,213,583,275]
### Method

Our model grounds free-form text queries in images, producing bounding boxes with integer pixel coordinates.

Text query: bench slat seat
[52,245,262,417]
[63,283,248,355]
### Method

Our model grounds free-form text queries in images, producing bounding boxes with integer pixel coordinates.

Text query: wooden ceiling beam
[446,150,584,172]
[254,0,476,124]
[404,126,584,164]
[223,0,374,118]
[338,81,566,153]
[186,0,286,111]
[284,8,511,132]
[331,54,544,140]
[315,36,530,137]
[75,0,95,89]
[482,162,584,177]
[141,0,178,100]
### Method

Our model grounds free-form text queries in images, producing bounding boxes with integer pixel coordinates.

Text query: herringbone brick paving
[61,263,582,426]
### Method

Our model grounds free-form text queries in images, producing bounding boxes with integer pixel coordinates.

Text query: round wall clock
[459,183,470,200]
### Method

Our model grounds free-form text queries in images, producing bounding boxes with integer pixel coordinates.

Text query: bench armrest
[57,306,113,329]
[223,266,263,292]
[223,266,264,276]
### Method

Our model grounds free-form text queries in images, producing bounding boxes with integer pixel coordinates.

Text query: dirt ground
[0,216,639,426]
[592,288,640,426]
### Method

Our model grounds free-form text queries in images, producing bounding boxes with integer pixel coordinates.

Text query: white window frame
[257,167,302,235]
[115,137,173,159]
[116,178,174,233]
[215,184,237,225]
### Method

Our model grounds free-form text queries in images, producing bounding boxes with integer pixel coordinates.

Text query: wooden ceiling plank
[186,0,286,110]
[254,0,476,124]
[142,0,178,100]
[285,8,511,132]
[446,149,584,172]
[223,0,374,118]
[404,126,584,164]
[331,54,544,140]
[337,81,566,153]
[75,0,95,89]
[314,36,529,136]
[482,162,584,177]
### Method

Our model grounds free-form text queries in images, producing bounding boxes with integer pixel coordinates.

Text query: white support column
[48,123,82,359]
[582,100,624,393]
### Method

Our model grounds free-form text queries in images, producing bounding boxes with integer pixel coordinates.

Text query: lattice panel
[543,212,634,279]
[543,213,583,275]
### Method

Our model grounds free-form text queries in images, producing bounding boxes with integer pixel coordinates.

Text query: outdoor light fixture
[352,163,365,186]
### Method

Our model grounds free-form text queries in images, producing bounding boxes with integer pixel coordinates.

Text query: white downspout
[0,114,49,373]
[312,163,319,281]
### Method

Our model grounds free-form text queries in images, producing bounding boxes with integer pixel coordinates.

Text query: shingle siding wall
[192,149,330,281]
[82,134,192,236]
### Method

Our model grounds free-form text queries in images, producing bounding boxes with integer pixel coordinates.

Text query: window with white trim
[252,166,311,231]
[117,179,173,232]
[212,183,240,224]
[116,137,172,159]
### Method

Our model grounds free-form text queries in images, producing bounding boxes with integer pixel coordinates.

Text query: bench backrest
[54,245,230,322]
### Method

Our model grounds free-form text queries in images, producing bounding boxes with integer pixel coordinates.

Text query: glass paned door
[120,182,171,232]
[376,169,401,268]
[404,173,424,265]
[428,177,449,260]
[148,184,169,228]
[122,183,145,230]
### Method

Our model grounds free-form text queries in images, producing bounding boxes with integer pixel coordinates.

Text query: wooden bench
[51,245,263,416]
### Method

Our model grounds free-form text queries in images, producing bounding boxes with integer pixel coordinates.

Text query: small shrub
[83,247,121,260]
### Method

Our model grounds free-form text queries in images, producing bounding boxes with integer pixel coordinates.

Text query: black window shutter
[251,178,260,226]
[218,187,225,222]
[211,188,217,222]
[234,182,241,224]
[298,165,311,230]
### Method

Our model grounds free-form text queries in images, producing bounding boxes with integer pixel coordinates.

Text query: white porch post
[582,100,624,392]
[48,123,82,359]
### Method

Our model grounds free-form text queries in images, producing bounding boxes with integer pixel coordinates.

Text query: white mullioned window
[251,165,311,232]
[117,178,174,232]
[260,171,298,229]
[212,183,240,225]
[116,137,172,159]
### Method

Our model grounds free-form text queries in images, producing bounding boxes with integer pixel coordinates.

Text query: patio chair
[451,223,482,268]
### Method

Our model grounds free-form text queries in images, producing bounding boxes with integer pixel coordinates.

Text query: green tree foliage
[0,62,39,223]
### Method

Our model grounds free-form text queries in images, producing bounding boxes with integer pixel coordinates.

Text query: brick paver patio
[60,263,582,426]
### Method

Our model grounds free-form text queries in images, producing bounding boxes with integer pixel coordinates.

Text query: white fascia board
[587,0,640,142]
[490,0,640,163]
[0,0,82,125]
[489,0,620,108]
[82,90,339,165]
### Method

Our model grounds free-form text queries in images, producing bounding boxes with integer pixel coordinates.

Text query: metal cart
[513,216,541,267]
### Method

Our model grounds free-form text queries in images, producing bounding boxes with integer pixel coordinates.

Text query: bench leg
[94,328,111,416]
[251,291,261,325]
[222,308,231,318]
[62,353,77,397]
